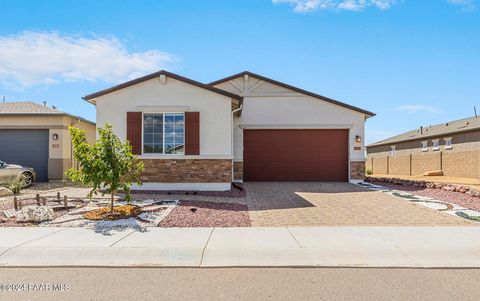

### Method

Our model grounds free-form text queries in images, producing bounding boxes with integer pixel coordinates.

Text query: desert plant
[5,178,24,194]
[66,124,144,215]
[365,168,373,175]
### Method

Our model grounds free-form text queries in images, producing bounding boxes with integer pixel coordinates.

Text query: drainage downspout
[231,105,243,183]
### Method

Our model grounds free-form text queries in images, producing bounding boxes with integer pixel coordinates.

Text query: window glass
[445,138,453,149]
[164,113,185,154]
[143,113,184,154]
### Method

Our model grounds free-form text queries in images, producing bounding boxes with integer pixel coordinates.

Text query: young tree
[66,124,144,214]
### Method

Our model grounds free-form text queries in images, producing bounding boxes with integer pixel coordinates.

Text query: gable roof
[0,101,95,126]
[83,70,243,102]
[209,71,375,117]
[367,115,480,148]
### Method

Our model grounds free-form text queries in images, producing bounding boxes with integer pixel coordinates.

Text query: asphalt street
[0,267,478,301]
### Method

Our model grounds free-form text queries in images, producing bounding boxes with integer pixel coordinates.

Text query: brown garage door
[244,129,349,182]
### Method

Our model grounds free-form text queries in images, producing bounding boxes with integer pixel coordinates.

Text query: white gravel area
[359,182,480,223]
[41,199,179,233]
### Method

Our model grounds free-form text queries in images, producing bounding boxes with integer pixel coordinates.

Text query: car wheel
[21,172,33,188]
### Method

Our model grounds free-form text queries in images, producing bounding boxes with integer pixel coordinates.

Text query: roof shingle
[0,101,63,114]
[367,115,480,147]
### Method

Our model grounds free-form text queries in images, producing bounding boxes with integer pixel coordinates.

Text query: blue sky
[0,0,479,144]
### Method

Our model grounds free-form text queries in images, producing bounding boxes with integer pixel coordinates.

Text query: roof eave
[0,112,95,126]
[209,71,375,117]
[366,127,480,148]
[83,70,243,102]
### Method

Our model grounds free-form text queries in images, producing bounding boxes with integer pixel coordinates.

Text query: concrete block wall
[368,150,480,179]
[388,156,410,175]
[411,153,442,175]
[372,157,388,174]
[443,150,480,178]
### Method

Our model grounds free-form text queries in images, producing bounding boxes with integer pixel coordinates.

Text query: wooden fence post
[14,196,18,211]
[57,192,60,200]
[64,195,68,209]
[36,194,40,205]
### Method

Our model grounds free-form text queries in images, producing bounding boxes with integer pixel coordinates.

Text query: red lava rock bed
[159,200,251,227]
[369,181,480,212]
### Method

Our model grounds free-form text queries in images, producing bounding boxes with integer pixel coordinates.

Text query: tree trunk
[110,192,115,214]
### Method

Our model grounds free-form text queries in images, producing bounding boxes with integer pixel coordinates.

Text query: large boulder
[16,206,54,223]
[0,187,13,197]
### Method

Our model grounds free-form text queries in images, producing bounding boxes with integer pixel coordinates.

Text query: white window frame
[432,139,440,151]
[142,112,185,155]
[421,141,428,152]
[445,137,453,150]
[391,145,396,157]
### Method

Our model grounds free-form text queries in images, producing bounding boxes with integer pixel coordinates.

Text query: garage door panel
[0,130,49,182]
[244,129,348,182]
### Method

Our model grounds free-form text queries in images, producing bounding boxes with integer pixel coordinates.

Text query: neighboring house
[84,70,374,191]
[0,101,96,182]
[367,116,480,178]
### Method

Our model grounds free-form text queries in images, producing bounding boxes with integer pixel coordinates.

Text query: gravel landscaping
[159,200,251,227]
[0,193,251,229]
[371,181,480,212]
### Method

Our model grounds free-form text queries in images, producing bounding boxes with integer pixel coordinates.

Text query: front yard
[1,181,477,230]
[0,183,251,230]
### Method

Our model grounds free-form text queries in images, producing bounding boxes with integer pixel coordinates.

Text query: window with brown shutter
[185,112,200,155]
[127,112,142,155]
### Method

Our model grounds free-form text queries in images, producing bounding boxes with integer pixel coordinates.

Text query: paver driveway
[134,182,472,226]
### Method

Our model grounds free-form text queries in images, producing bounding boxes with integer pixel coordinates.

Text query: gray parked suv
[0,160,36,187]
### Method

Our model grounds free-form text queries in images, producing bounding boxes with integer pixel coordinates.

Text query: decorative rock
[367,176,480,199]
[0,187,13,197]
[16,206,54,223]
[422,170,444,176]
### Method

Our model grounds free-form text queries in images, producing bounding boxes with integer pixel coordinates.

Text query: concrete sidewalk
[0,227,479,267]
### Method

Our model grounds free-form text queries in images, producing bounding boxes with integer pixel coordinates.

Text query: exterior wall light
[52,133,59,140]
[355,135,362,143]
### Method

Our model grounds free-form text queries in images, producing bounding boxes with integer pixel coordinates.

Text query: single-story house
[367,116,480,178]
[83,70,374,191]
[0,101,96,182]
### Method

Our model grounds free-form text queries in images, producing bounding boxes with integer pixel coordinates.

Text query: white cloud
[0,31,177,88]
[395,105,442,114]
[447,0,476,10]
[272,0,396,12]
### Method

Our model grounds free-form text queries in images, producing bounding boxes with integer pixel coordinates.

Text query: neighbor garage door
[0,130,49,182]
[244,129,348,182]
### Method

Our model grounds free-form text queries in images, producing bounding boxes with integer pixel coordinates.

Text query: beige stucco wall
[367,130,480,158]
[94,76,233,159]
[213,76,368,163]
[0,115,96,180]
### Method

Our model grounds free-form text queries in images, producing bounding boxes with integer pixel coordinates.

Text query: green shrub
[5,178,24,194]
[365,168,373,175]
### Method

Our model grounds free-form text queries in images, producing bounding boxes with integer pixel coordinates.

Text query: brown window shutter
[127,112,142,155]
[185,112,200,155]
